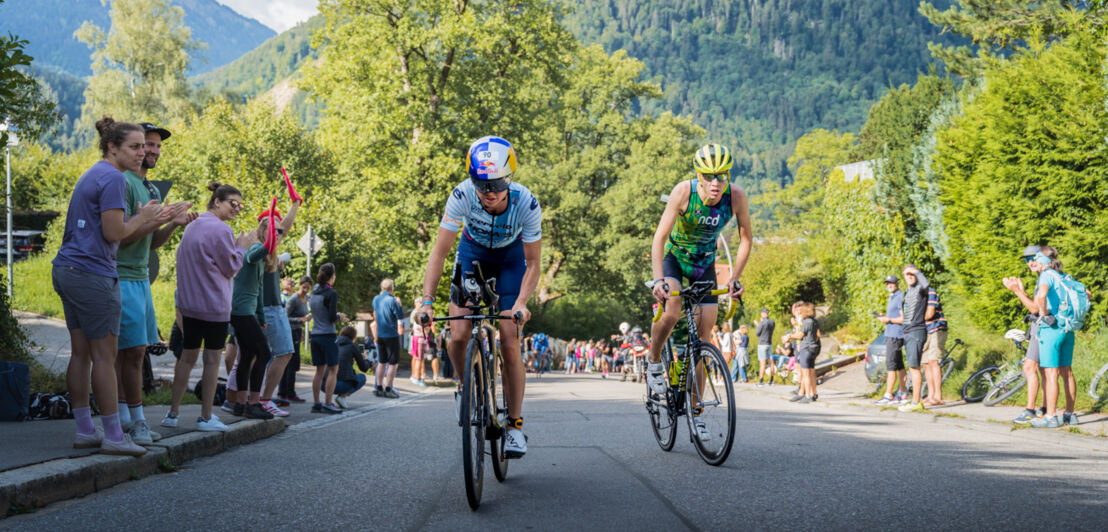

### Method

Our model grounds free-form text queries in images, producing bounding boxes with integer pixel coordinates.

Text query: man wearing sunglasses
[646,144,753,415]
[419,135,542,458]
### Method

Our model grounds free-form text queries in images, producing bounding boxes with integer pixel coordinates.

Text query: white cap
[278,252,291,263]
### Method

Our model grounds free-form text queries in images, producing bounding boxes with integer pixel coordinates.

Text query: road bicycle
[423,262,519,510]
[901,338,963,398]
[961,329,1027,405]
[1089,359,1108,402]
[646,280,738,466]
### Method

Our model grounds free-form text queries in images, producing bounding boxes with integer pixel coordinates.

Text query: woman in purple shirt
[163,182,257,431]
[53,117,166,456]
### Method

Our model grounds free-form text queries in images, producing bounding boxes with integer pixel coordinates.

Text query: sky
[215,0,320,33]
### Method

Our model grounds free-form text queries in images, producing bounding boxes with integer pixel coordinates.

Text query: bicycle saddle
[1004,329,1026,343]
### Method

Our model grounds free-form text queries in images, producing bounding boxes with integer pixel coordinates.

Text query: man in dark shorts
[875,275,907,405]
[373,279,405,398]
[890,265,929,412]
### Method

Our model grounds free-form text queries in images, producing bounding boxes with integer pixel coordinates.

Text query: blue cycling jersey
[440,180,542,249]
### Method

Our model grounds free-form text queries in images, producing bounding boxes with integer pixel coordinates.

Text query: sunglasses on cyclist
[700,172,730,183]
[472,178,510,194]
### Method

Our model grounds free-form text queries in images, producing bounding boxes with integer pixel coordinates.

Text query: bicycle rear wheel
[961,366,998,403]
[1089,362,1108,401]
[647,340,677,452]
[685,344,735,466]
[983,372,1026,406]
[940,357,955,383]
[490,352,509,482]
[461,337,486,510]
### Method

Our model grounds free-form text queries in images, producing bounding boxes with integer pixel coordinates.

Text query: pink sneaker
[263,400,290,417]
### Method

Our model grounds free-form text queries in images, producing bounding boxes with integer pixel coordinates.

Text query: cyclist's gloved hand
[652,279,670,303]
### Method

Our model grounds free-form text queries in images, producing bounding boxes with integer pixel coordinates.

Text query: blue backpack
[1,361,31,421]
[1044,269,1090,333]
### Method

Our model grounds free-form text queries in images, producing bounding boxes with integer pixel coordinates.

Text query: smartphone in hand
[872,311,882,318]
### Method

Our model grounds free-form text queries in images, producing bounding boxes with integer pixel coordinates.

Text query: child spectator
[735,324,750,383]
[789,301,820,403]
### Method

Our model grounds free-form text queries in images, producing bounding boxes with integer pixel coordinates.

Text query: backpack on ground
[1044,269,1090,333]
[193,377,227,406]
[0,361,31,421]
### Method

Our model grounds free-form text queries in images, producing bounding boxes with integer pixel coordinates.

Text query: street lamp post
[3,123,18,298]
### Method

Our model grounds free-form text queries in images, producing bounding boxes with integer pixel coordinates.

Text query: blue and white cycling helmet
[467,136,517,193]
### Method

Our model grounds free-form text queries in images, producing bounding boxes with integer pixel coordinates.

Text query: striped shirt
[440,180,542,249]
[926,288,947,333]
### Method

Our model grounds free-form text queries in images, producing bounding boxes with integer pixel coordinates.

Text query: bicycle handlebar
[652,284,740,323]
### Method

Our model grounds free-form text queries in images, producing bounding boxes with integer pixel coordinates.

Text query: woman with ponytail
[53,117,167,456]
[164,182,258,431]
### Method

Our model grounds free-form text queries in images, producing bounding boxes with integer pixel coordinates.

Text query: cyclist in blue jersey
[420,136,542,458]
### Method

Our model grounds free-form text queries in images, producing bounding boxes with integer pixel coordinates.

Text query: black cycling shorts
[662,253,717,305]
[182,316,229,351]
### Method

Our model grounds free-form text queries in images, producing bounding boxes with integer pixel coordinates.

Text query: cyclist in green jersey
[647,144,753,396]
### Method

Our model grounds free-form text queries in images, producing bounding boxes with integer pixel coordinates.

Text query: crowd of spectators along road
[49,117,437,458]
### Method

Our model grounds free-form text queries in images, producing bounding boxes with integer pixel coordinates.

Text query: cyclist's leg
[649,253,685,365]
[492,240,526,421]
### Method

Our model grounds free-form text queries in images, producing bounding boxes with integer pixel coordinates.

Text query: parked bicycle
[423,262,519,510]
[646,280,737,466]
[1089,359,1108,402]
[961,329,1027,405]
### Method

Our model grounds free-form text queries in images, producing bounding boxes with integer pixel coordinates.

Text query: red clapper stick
[281,167,303,203]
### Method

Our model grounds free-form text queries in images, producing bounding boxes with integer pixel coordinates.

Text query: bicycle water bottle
[670,359,683,386]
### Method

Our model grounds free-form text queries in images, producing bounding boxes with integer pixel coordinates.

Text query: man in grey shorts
[1003,245,1048,424]
[754,308,775,386]
[890,264,929,412]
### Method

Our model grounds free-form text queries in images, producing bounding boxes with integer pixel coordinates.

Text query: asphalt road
[5,374,1107,531]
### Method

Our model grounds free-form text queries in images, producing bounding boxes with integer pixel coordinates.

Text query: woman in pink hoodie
[162,182,257,431]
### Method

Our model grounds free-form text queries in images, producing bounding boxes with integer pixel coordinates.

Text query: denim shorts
[262,305,295,356]
[757,344,771,361]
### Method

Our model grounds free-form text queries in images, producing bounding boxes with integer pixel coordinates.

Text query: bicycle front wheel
[961,366,998,403]
[983,371,1026,406]
[1089,362,1108,401]
[647,340,677,452]
[490,352,509,482]
[685,344,736,466]
[461,336,486,510]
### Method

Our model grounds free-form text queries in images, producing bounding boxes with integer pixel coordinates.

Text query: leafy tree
[756,129,858,232]
[935,24,1108,330]
[920,0,1108,77]
[0,0,59,144]
[76,0,198,133]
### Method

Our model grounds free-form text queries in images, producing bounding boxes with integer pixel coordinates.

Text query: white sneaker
[693,417,711,442]
[454,391,462,425]
[646,363,667,395]
[334,395,349,410]
[504,427,526,458]
[197,416,228,432]
[74,428,104,449]
[130,419,155,445]
[160,411,178,428]
[263,400,290,417]
[100,434,147,457]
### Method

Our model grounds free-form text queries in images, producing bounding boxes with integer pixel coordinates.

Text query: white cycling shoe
[693,417,712,442]
[646,363,667,395]
[504,427,527,458]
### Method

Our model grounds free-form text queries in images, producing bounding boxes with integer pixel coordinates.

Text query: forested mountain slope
[562,0,958,184]
[0,0,274,76]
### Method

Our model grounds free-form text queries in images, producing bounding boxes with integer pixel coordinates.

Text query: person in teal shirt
[115,123,195,442]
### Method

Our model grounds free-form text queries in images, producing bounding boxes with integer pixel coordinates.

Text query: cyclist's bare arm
[512,240,542,325]
[728,185,753,297]
[650,183,689,301]
[420,226,459,321]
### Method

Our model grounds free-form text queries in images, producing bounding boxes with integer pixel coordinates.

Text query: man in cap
[754,308,776,386]
[874,274,907,405]
[114,123,196,443]
[1002,245,1048,424]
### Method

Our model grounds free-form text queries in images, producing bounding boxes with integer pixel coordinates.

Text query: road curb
[0,419,285,517]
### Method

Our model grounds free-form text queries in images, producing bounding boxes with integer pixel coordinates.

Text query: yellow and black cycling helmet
[693,143,733,175]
